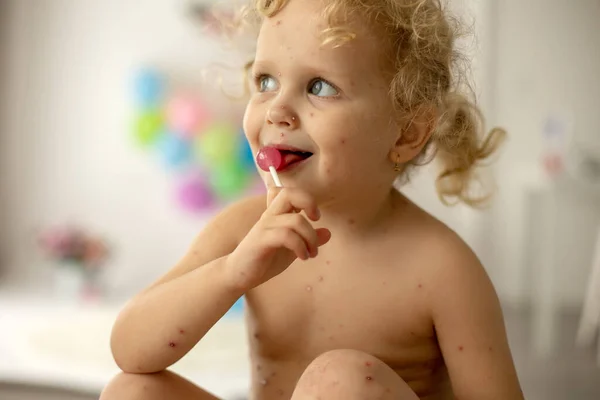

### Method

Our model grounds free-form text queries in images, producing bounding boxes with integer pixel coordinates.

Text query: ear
[389,106,436,164]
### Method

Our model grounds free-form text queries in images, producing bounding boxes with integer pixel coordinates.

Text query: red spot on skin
[458,346,464,351]
[257,364,262,371]
[169,342,176,347]
[366,376,373,381]
[349,219,355,225]
[281,105,285,109]
[277,389,285,396]
[271,371,277,377]
[328,335,335,340]
[276,20,282,26]
[326,260,331,265]
[365,361,372,367]
[306,285,313,292]
[260,379,268,386]
[341,139,346,145]
[410,331,416,336]
[310,113,314,117]
[383,281,387,286]
[179,329,185,334]
[488,346,493,352]
[418,284,423,289]
[350,81,355,87]
[280,132,284,138]
[318,276,324,282]
[386,388,392,393]
[254,332,261,340]
[339,324,344,328]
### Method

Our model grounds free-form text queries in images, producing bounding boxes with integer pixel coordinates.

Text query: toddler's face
[243,0,399,203]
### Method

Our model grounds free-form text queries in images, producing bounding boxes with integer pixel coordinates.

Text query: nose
[266,104,299,129]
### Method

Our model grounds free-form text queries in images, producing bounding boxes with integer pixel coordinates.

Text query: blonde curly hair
[238,0,505,207]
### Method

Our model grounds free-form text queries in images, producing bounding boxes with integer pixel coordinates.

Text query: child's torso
[244,227,453,400]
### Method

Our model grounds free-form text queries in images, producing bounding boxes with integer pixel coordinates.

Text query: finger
[266,186,284,208]
[265,227,309,261]
[316,228,332,247]
[270,213,319,257]
[266,188,320,221]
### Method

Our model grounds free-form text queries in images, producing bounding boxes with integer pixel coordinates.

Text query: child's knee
[293,349,417,399]
[99,371,170,400]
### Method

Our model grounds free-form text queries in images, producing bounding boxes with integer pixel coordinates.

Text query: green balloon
[134,110,164,147]
[196,122,237,165]
[210,162,249,199]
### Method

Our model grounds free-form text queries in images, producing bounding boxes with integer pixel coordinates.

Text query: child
[101,0,524,399]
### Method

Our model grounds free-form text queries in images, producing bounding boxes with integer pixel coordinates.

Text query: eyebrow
[252,59,351,81]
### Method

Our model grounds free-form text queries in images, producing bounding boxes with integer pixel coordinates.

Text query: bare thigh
[99,370,222,400]
[291,349,420,400]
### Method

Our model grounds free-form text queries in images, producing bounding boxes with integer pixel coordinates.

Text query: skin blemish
[410,331,416,336]
[271,371,277,377]
[306,285,313,292]
[281,105,285,109]
[366,376,373,381]
[253,332,261,340]
[260,378,268,386]
[488,346,493,352]
[328,335,335,341]
[365,361,372,367]
[318,276,324,282]
[458,346,464,351]
[310,113,314,117]
[280,132,285,138]
[169,342,176,348]
[341,139,346,145]
[179,329,185,334]
[291,116,296,122]
[418,284,423,289]
[349,219,356,225]
[277,389,285,396]
[257,364,262,371]
[320,326,325,332]
[276,20,282,26]
[326,260,331,265]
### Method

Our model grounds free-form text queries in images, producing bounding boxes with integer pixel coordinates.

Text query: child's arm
[110,195,265,374]
[429,234,525,400]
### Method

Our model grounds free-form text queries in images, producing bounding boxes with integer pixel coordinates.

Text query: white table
[0,292,250,399]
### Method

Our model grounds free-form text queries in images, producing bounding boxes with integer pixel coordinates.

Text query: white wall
[0,0,241,294]
[491,0,600,306]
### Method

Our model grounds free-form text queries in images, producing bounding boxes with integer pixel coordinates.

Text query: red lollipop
[256,147,283,187]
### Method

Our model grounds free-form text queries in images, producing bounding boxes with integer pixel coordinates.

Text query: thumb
[266,186,283,208]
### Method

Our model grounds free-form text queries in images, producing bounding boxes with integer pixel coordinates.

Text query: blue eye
[257,75,278,92]
[309,79,338,97]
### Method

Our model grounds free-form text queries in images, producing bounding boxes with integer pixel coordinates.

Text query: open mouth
[278,149,313,170]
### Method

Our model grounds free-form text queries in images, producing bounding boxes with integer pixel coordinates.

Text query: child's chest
[245,248,440,368]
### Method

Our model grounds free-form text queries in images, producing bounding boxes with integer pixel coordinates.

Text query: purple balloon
[176,175,213,212]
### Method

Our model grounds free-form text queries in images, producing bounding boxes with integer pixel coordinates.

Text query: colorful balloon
[134,68,164,108]
[196,122,238,165]
[176,174,213,212]
[134,110,164,147]
[210,161,249,199]
[158,134,192,169]
[167,96,210,136]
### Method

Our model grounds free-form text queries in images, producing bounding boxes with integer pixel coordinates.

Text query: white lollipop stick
[269,166,283,188]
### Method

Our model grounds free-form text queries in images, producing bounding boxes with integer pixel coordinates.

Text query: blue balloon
[238,129,255,169]
[134,68,164,108]
[157,133,192,169]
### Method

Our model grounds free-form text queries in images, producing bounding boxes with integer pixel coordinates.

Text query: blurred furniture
[577,226,600,365]
[516,161,600,358]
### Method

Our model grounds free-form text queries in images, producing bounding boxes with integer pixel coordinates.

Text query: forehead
[254,0,387,78]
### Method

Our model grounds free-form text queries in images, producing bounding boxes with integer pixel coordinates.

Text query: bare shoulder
[142,194,267,292]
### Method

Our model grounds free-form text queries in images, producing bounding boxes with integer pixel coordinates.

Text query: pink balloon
[166,96,209,137]
[176,175,213,212]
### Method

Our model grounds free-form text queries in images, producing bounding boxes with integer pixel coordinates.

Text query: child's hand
[225,187,331,291]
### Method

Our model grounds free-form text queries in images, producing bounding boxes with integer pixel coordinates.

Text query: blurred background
[0,0,599,399]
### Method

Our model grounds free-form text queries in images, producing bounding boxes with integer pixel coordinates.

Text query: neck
[316,186,404,241]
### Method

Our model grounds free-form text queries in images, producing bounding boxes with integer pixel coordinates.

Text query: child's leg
[99,370,221,400]
[291,349,420,400]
